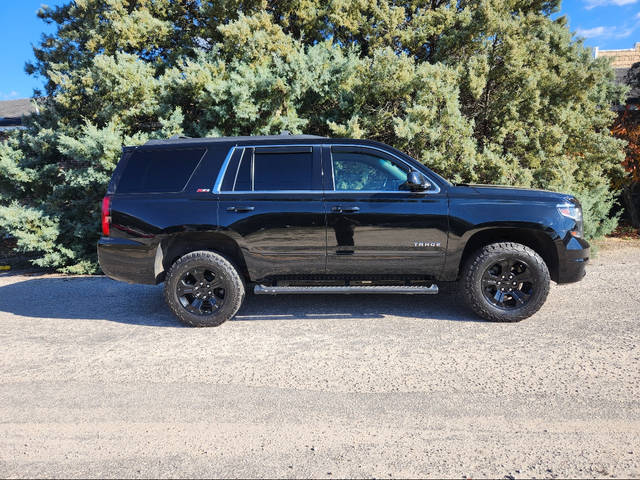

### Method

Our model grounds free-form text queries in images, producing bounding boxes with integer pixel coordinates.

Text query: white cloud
[616,26,636,37]
[585,0,638,9]
[0,91,20,101]
[576,24,635,38]
[576,26,614,37]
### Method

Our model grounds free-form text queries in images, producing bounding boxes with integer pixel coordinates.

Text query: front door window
[332,151,408,191]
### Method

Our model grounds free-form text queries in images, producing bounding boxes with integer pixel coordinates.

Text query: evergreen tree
[0,0,627,273]
[611,63,640,228]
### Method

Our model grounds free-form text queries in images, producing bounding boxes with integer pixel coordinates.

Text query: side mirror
[405,171,431,192]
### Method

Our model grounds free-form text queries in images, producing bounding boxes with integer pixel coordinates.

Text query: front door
[217,145,326,280]
[323,145,448,276]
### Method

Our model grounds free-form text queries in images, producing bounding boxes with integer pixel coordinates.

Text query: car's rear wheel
[164,250,245,327]
[462,242,550,322]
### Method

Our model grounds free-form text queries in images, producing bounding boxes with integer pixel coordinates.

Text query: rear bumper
[556,236,590,284]
[97,237,159,284]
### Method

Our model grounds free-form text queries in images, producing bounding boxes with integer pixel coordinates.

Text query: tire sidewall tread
[462,242,550,322]
[163,250,245,327]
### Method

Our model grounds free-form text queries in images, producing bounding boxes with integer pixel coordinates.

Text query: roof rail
[143,134,325,146]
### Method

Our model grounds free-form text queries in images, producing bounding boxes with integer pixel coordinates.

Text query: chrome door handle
[340,206,360,213]
[226,206,255,212]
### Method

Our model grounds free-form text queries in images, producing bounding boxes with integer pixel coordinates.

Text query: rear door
[323,145,448,276]
[216,145,326,280]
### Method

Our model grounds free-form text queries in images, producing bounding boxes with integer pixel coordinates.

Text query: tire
[163,250,245,327]
[462,242,550,322]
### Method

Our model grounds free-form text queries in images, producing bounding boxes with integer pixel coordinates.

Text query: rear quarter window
[116,148,206,193]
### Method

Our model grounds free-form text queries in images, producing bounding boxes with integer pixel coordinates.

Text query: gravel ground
[0,242,639,478]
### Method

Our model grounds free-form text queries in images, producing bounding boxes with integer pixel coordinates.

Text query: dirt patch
[595,235,640,251]
[0,245,639,478]
[609,223,640,240]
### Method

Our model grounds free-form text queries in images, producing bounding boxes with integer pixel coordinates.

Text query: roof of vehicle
[136,135,417,156]
[123,134,452,187]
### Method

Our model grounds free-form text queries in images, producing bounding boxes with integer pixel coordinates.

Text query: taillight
[101,195,111,236]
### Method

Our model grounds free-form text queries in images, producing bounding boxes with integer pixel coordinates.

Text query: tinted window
[233,148,252,191]
[332,151,407,191]
[117,148,205,193]
[253,150,313,191]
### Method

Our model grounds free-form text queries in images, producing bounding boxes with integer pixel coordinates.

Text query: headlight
[557,202,583,238]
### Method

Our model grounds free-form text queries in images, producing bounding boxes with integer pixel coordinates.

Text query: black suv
[98,134,589,326]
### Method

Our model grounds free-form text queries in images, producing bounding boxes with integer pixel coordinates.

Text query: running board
[253,284,439,295]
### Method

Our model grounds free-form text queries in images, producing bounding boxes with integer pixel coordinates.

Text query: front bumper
[556,236,590,284]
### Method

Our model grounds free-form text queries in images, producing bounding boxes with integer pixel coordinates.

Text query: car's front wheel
[462,242,550,322]
[163,250,245,327]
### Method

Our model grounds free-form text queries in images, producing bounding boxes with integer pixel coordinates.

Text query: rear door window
[253,148,314,191]
[222,146,317,191]
[116,148,206,193]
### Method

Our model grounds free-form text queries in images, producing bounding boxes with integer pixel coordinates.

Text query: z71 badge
[414,241,441,248]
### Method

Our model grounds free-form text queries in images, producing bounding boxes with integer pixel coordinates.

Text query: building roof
[595,43,640,68]
[0,98,39,130]
[595,44,640,105]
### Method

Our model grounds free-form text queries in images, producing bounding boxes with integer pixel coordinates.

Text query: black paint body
[98,136,589,286]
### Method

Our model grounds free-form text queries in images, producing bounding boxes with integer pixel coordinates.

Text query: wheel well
[160,232,248,282]
[459,228,559,282]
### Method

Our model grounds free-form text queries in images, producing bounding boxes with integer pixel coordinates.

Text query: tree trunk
[622,185,640,228]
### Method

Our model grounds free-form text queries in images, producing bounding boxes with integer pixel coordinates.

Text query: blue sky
[0,0,639,100]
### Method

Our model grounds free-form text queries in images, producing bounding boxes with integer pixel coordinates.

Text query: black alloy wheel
[481,258,535,309]
[177,267,226,316]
